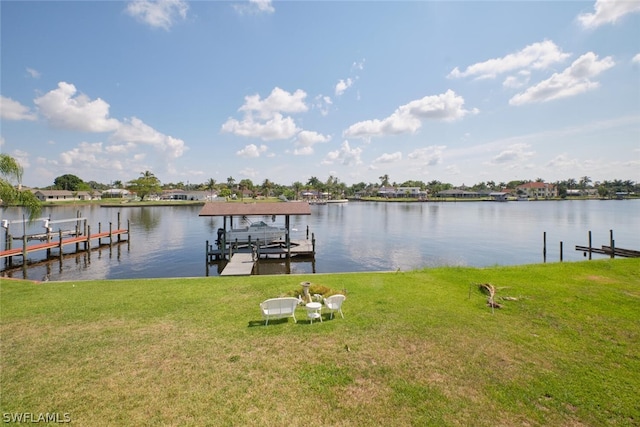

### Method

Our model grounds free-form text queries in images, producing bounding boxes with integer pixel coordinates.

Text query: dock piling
[610,230,614,259]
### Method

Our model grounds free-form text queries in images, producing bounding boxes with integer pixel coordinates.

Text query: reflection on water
[1,200,639,281]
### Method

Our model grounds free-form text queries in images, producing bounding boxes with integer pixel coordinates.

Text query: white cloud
[343,90,474,139]
[314,95,332,116]
[578,0,640,28]
[490,143,535,164]
[112,117,187,159]
[10,149,30,169]
[335,78,353,96]
[233,0,275,15]
[26,67,41,79]
[34,82,120,132]
[509,52,615,105]
[236,144,267,158]
[60,142,104,166]
[221,113,300,141]
[0,96,37,121]
[322,141,363,166]
[373,152,402,163]
[546,153,581,169]
[125,0,188,31]
[293,130,331,155]
[448,40,570,80]
[222,87,311,141]
[503,70,531,89]
[408,146,446,166]
[239,87,308,120]
[633,53,640,64]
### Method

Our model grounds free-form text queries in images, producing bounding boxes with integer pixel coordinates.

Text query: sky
[1,0,639,189]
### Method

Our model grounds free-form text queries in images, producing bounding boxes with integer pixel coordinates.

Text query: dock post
[588,230,592,260]
[610,230,614,259]
[3,228,9,267]
[109,222,113,247]
[86,225,91,251]
[22,232,27,260]
[117,212,121,243]
[560,241,563,262]
[127,220,130,250]
[98,223,102,245]
[312,232,315,255]
[543,232,547,263]
[46,226,52,258]
[306,225,309,239]
[75,224,80,252]
[58,229,63,257]
[205,240,210,276]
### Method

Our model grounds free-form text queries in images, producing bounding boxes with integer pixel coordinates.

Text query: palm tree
[379,174,390,187]
[579,176,592,190]
[262,179,273,198]
[292,181,303,200]
[0,154,41,219]
[206,178,216,199]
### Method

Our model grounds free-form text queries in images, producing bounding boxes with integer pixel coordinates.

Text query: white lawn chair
[323,294,346,319]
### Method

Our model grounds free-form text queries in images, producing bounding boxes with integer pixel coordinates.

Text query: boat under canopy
[199,201,312,247]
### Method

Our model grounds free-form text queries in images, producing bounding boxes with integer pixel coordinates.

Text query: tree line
[27,170,640,201]
[1,153,638,219]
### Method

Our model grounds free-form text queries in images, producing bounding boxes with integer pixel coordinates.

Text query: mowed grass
[1,259,639,426]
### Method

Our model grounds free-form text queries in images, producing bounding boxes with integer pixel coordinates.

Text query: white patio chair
[323,294,346,319]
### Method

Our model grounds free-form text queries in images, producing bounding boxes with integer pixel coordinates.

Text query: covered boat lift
[198,202,313,275]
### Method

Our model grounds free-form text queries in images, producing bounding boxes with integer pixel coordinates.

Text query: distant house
[516,182,558,199]
[377,186,427,198]
[436,189,481,198]
[31,190,98,201]
[32,190,74,201]
[161,190,209,201]
[102,189,130,198]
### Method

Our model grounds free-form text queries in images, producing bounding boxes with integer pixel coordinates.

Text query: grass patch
[1,259,639,426]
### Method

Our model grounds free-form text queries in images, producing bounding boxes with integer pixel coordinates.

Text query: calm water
[1,200,638,281]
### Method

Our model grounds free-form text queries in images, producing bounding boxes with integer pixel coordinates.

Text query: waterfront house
[32,190,99,201]
[516,182,558,199]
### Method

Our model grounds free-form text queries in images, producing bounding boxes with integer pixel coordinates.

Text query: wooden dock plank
[220,253,255,276]
[0,229,128,259]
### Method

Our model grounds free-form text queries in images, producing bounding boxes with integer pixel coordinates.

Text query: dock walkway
[0,229,128,260]
[220,253,255,276]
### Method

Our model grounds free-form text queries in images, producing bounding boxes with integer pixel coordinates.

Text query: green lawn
[1,259,639,426]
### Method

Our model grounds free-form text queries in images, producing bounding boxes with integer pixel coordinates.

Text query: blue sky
[1,0,639,188]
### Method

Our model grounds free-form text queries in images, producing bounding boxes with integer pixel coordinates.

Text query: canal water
[1,199,638,281]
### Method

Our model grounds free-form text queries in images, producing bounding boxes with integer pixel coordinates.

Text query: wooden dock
[220,253,255,276]
[1,228,128,260]
[575,245,640,258]
[206,239,315,262]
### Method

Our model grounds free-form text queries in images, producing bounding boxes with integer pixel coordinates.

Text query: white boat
[224,220,286,244]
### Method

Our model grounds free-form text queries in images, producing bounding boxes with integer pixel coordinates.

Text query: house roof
[32,190,73,196]
[199,201,311,217]
[517,182,555,189]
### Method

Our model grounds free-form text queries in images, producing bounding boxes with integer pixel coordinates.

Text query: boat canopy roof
[199,202,311,217]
